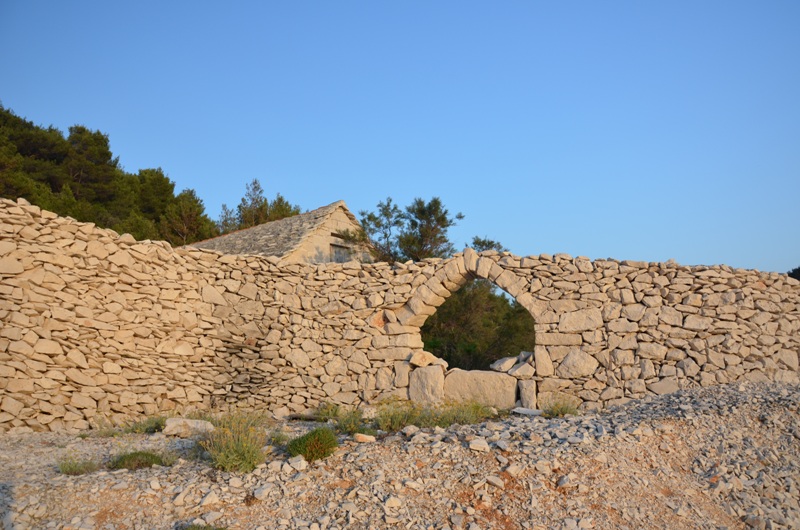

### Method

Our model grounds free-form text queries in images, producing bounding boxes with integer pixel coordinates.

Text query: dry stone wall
[1,197,798,432]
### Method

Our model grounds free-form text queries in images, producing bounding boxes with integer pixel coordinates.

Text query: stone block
[507,362,535,379]
[533,348,555,377]
[555,350,599,379]
[489,356,518,372]
[163,418,215,438]
[647,377,679,395]
[518,380,537,409]
[558,308,603,332]
[536,333,582,346]
[408,366,444,403]
[442,369,516,409]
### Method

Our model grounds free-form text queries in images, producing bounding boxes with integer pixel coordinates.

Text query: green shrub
[200,411,268,473]
[335,408,366,435]
[286,427,338,462]
[58,455,99,475]
[108,450,170,470]
[125,416,166,434]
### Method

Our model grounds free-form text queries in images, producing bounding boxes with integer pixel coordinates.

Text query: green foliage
[357,199,535,371]
[0,105,214,245]
[125,416,166,434]
[399,197,464,262]
[789,266,800,281]
[269,429,290,447]
[199,411,269,473]
[160,189,218,246]
[313,402,341,422]
[108,450,171,470]
[286,427,338,462]
[356,196,462,263]
[217,178,301,234]
[334,409,367,436]
[374,400,496,432]
[58,455,99,475]
[421,278,536,370]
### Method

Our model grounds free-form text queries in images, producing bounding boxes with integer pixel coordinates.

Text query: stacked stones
[1,197,799,433]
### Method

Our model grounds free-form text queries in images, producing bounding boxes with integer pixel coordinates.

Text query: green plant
[335,408,366,435]
[125,416,166,434]
[541,397,579,419]
[375,400,497,432]
[90,419,122,438]
[269,429,290,447]
[108,450,172,470]
[199,411,269,473]
[314,402,341,422]
[286,427,338,462]
[58,455,99,475]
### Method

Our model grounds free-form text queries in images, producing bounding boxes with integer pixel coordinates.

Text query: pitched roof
[189,200,359,258]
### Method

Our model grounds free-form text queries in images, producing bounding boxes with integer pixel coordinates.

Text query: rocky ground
[1,381,798,530]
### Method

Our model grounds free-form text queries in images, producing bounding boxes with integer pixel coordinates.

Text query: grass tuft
[541,399,579,419]
[334,408,366,435]
[108,450,171,470]
[125,416,166,434]
[269,429,290,448]
[313,402,341,422]
[199,411,269,473]
[58,455,99,475]
[375,400,496,432]
[286,427,338,462]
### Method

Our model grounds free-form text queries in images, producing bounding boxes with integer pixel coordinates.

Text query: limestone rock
[442,369,517,409]
[556,350,599,379]
[163,418,215,438]
[507,362,535,379]
[490,356,518,372]
[518,380,537,409]
[408,366,444,403]
[647,377,679,395]
[558,309,603,332]
[534,348,555,377]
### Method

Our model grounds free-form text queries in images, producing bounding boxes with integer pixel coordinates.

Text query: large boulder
[408,365,444,403]
[443,369,517,409]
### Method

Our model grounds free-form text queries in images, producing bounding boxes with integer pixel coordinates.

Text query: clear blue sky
[2,2,798,273]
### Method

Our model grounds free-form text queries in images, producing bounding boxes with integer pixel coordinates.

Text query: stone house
[190,200,370,264]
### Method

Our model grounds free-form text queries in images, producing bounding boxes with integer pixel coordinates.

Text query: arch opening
[420,277,536,370]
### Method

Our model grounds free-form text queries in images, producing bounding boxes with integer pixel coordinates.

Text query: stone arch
[393,248,539,328]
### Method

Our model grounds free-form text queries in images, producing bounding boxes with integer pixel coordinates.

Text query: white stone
[556,350,599,379]
[163,418,215,438]
[443,369,517,409]
[408,366,444,403]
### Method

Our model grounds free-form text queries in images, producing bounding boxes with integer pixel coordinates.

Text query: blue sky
[2,1,798,273]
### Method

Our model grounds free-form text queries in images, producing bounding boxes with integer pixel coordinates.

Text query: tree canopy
[353,196,463,263]
[217,178,301,234]
[0,105,217,245]
[789,266,800,281]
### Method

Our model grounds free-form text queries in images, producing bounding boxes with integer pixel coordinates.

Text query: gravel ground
[1,381,798,530]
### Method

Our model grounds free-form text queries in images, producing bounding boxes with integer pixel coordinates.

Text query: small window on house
[331,244,351,263]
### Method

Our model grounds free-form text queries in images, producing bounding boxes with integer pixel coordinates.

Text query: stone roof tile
[189,200,358,258]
